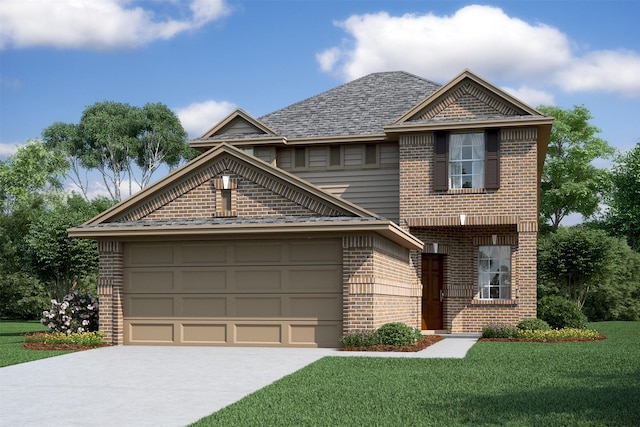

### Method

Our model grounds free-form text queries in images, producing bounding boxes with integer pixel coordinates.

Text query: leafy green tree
[538,226,615,308]
[23,195,114,300]
[538,105,614,230]
[604,142,640,252]
[43,101,192,201]
[582,238,640,321]
[0,140,67,213]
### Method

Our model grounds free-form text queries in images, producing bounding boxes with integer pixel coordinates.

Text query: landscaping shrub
[538,295,588,329]
[339,330,380,347]
[515,328,601,340]
[516,318,551,331]
[481,324,518,338]
[0,272,51,320]
[25,331,104,346]
[376,322,422,346]
[41,291,99,334]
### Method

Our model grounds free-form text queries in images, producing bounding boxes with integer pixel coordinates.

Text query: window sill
[213,211,237,218]
[446,188,486,194]
[471,299,517,306]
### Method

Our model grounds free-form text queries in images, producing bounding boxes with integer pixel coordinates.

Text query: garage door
[122,239,343,347]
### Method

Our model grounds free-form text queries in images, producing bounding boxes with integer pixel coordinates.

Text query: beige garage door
[122,239,343,347]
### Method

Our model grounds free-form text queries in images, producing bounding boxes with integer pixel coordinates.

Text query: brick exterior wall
[342,235,421,333]
[399,127,540,332]
[97,241,124,345]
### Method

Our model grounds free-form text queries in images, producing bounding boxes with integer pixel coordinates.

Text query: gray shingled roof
[76,216,384,229]
[258,71,441,138]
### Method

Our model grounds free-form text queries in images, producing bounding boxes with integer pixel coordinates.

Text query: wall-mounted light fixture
[222,174,231,190]
[433,242,439,253]
[459,214,466,226]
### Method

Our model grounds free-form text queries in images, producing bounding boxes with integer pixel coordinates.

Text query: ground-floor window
[478,246,511,299]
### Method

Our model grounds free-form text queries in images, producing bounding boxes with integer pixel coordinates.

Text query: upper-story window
[293,147,308,169]
[434,129,500,191]
[449,133,484,189]
[363,144,379,167]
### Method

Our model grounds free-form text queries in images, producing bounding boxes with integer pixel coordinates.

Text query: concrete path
[0,336,478,427]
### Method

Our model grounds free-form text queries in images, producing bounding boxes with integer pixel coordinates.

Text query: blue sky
[1,0,639,205]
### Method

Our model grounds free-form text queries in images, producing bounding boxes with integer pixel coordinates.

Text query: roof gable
[396,70,543,124]
[83,143,377,226]
[200,109,276,139]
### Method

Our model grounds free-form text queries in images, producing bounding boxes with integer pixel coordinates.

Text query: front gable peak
[199,109,277,139]
[396,69,543,124]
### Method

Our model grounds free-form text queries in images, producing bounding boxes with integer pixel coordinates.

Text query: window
[328,145,342,167]
[221,189,232,211]
[433,129,500,191]
[478,246,511,299]
[449,133,484,189]
[364,144,378,166]
[294,147,307,169]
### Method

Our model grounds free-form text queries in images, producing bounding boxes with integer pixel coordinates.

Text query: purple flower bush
[41,291,99,334]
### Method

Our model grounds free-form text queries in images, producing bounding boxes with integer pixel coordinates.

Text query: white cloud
[501,85,555,108]
[0,142,21,158]
[175,100,236,139]
[66,178,141,201]
[317,5,640,98]
[0,0,230,50]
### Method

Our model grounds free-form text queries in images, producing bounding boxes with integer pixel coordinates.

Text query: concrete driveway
[0,337,477,427]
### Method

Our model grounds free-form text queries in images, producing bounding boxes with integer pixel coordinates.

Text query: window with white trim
[449,133,484,189]
[478,246,511,299]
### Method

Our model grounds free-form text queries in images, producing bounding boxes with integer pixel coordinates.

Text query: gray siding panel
[293,168,400,222]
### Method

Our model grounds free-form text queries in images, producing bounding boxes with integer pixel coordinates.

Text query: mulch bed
[23,343,110,351]
[340,335,444,352]
[479,335,607,343]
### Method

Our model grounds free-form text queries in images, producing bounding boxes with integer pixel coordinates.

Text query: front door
[421,253,443,330]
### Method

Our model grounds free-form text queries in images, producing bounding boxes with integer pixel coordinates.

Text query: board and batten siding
[275,143,400,223]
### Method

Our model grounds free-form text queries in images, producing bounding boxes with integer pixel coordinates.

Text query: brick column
[517,221,539,320]
[97,241,124,345]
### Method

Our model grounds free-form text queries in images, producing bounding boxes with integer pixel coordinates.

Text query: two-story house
[70,70,552,347]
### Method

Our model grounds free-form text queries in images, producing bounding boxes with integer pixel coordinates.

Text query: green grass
[192,322,640,427]
[0,320,73,367]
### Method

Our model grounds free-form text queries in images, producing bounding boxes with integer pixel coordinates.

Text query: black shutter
[434,132,448,191]
[485,129,500,189]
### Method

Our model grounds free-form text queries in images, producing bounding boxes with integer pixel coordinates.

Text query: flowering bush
[41,291,99,334]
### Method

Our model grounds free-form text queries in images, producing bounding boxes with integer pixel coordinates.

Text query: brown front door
[421,253,443,330]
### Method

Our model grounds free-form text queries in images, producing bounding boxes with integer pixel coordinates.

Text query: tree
[23,194,114,300]
[42,121,90,200]
[43,101,193,201]
[538,105,614,230]
[538,226,615,308]
[0,140,67,213]
[604,142,640,252]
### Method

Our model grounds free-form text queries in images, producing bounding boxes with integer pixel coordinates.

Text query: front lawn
[0,321,73,367]
[192,322,640,426]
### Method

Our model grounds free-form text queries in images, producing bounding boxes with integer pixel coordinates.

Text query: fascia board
[68,220,425,250]
[384,116,554,134]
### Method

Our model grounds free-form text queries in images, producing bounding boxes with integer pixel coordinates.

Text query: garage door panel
[290,241,342,263]
[182,324,227,343]
[126,296,174,317]
[289,295,342,319]
[234,297,282,317]
[235,324,282,344]
[128,323,174,343]
[125,270,174,292]
[289,267,342,291]
[181,270,227,291]
[234,269,282,290]
[125,245,174,266]
[181,244,227,264]
[234,243,283,263]
[181,297,227,317]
